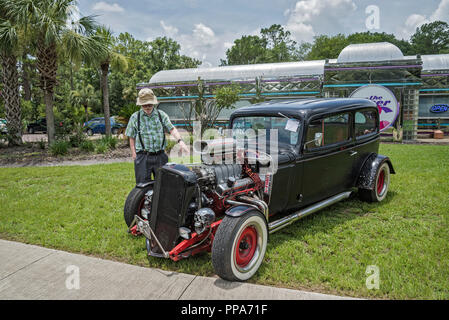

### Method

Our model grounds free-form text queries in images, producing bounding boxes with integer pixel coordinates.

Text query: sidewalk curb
[0,239,356,300]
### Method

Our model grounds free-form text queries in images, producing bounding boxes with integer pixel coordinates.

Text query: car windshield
[231,116,301,153]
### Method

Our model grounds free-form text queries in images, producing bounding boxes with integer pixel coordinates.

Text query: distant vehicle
[0,118,7,134]
[83,116,125,135]
[27,118,63,134]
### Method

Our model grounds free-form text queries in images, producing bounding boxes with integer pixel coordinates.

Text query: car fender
[357,153,395,190]
[225,205,262,218]
[136,180,155,189]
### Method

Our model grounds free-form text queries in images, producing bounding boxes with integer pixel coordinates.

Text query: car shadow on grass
[141,190,398,284]
[266,190,398,248]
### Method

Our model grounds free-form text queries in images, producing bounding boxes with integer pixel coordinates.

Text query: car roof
[89,116,115,121]
[230,98,377,122]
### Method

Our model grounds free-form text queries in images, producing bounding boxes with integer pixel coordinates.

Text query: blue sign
[430,104,449,113]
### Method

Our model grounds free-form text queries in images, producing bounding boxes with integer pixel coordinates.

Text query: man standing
[125,88,189,185]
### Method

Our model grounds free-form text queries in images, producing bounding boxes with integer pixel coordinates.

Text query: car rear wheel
[123,185,153,227]
[28,127,34,134]
[112,128,119,135]
[359,162,390,202]
[212,210,268,281]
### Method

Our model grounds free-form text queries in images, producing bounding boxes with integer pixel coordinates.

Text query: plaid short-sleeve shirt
[125,108,174,152]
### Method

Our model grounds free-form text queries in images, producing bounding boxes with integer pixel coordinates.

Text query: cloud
[92,2,124,13]
[223,42,234,50]
[284,0,357,42]
[430,0,449,21]
[399,0,449,39]
[160,20,179,38]
[192,23,217,47]
[157,21,224,66]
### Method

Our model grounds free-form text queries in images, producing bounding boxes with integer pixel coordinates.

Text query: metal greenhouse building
[138,42,449,141]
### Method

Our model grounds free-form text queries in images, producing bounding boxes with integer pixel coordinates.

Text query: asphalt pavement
[0,239,354,300]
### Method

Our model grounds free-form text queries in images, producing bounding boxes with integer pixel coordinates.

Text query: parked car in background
[83,116,125,135]
[0,118,7,134]
[27,118,63,134]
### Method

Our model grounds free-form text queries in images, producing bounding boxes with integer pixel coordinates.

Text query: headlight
[194,208,215,234]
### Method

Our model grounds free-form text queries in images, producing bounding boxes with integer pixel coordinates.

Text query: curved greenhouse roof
[337,42,404,63]
[421,54,449,71]
[149,60,326,84]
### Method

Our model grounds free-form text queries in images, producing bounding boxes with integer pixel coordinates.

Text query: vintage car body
[124,98,395,281]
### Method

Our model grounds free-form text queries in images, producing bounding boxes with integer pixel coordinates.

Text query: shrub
[99,135,118,149]
[49,140,70,156]
[95,141,109,154]
[80,140,95,152]
[165,139,176,153]
[69,130,87,147]
[38,139,46,150]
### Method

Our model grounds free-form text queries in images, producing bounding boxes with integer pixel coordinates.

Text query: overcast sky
[77,0,449,67]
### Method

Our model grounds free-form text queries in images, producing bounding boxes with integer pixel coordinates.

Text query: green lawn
[0,144,448,299]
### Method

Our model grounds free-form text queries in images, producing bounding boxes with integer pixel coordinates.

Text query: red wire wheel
[212,210,268,281]
[377,169,385,196]
[358,161,391,203]
[235,226,258,268]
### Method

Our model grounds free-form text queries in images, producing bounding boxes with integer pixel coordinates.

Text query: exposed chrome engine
[140,138,273,257]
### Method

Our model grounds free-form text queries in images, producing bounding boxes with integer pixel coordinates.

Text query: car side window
[305,112,350,151]
[355,110,377,138]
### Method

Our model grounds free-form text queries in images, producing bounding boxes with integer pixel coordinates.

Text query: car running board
[268,191,352,234]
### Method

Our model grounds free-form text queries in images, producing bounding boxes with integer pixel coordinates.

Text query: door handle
[349,151,358,156]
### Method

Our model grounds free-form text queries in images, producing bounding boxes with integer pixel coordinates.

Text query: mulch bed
[0,142,131,167]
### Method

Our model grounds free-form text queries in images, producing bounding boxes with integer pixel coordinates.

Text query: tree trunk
[84,104,89,123]
[1,53,22,146]
[70,60,74,91]
[37,41,57,144]
[21,53,32,101]
[44,89,55,144]
[100,62,111,137]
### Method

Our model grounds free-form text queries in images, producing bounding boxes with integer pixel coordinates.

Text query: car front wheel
[359,162,390,202]
[86,129,93,136]
[123,185,153,227]
[212,210,268,281]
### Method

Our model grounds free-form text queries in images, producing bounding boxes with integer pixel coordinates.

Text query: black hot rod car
[124,98,395,281]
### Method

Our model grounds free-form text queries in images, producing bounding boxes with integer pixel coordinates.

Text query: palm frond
[61,29,108,66]
[75,15,99,35]
[110,51,128,72]
[0,19,18,53]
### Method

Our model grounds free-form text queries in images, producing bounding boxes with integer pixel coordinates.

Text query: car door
[300,112,355,206]
[98,119,106,134]
[268,153,297,215]
[349,108,380,186]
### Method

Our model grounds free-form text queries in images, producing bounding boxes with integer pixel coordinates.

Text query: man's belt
[137,150,164,156]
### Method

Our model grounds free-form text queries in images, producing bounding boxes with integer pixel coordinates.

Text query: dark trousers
[134,152,169,185]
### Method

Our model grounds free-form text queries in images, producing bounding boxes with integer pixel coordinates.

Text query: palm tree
[70,83,97,123]
[4,0,106,144]
[0,3,24,146]
[96,26,128,137]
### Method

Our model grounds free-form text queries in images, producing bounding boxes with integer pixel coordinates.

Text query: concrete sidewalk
[0,239,354,300]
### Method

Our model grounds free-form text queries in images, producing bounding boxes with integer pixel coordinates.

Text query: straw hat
[136,88,158,106]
